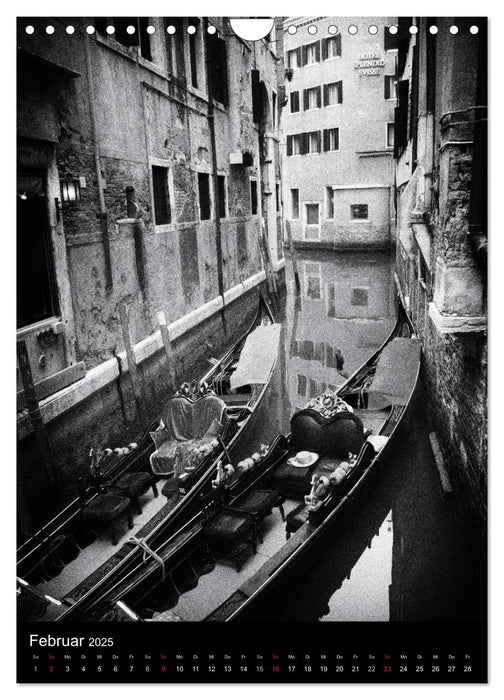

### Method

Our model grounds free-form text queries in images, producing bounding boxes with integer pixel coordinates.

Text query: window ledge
[428,302,487,335]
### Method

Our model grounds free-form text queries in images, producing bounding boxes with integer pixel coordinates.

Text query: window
[307,131,321,153]
[323,35,341,59]
[306,203,319,225]
[351,288,369,306]
[326,187,334,219]
[297,374,307,397]
[323,128,339,152]
[303,41,320,65]
[276,183,280,212]
[324,81,343,106]
[250,179,258,215]
[217,175,226,219]
[387,123,395,148]
[97,18,152,61]
[272,91,277,130]
[188,18,200,88]
[152,166,171,225]
[384,28,399,51]
[198,173,211,220]
[303,86,321,110]
[290,91,300,113]
[384,75,397,100]
[288,48,301,69]
[165,17,185,80]
[207,32,228,106]
[287,133,303,156]
[351,204,368,219]
[291,189,299,219]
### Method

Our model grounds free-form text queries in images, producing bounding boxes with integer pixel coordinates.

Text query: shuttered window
[323,81,343,106]
[322,35,341,59]
[290,91,300,113]
[303,86,321,110]
[307,131,321,153]
[207,32,228,106]
[323,128,340,152]
[287,48,301,69]
[302,41,321,65]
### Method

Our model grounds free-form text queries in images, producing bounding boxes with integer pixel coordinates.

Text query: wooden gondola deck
[35,479,169,615]
[163,498,299,621]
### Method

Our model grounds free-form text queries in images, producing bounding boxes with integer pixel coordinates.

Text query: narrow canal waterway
[236,249,486,623]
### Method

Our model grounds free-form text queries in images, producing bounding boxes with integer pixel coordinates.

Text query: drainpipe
[468,22,488,270]
[84,30,113,291]
[424,18,436,213]
[204,19,226,329]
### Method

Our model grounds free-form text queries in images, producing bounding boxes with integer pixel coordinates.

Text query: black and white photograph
[15,13,488,683]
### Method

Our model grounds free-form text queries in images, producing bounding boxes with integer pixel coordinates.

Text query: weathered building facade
[393,18,487,552]
[282,17,398,249]
[17,17,284,530]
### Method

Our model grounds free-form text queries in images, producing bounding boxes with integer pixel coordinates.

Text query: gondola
[58,299,421,623]
[17,293,278,592]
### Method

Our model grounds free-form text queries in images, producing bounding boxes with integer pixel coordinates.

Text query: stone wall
[17,281,275,529]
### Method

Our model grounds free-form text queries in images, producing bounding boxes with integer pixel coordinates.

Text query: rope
[128,537,166,582]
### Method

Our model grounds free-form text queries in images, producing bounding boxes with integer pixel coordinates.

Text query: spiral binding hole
[368,25,378,35]
[308,25,317,35]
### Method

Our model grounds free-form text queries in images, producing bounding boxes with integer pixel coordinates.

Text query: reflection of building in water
[286,250,395,415]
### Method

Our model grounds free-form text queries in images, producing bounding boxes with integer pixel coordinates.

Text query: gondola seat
[150,394,228,477]
[112,473,159,514]
[269,458,317,499]
[227,489,285,543]
[203,509,256,571]
[81,493,133,546]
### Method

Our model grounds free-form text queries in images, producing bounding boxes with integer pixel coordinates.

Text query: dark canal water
[237,249,486,623]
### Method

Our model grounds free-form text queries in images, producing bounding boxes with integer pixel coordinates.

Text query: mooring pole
[17,339,59,497]
[157,311,177,391]
[119,301,146,424]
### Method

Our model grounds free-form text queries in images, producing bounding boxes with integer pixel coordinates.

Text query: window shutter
[290,91,299,112]
[323,129,329,152]
[336,34,341,56]
[301,133,308,155]
[302,45,308,66]
[337,80,343,104]
[384,76,390,100]
[316,86,321,108]
[296,47,301,67]
[287,135,292,156]
[316,131,321,152]
[322,38,328,60]
[323,84,329,107]
[315,41,321,62]
[335,128,340,150]
[303,89,309,111]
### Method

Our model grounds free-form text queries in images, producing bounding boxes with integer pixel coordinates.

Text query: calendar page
[16,14,487,684]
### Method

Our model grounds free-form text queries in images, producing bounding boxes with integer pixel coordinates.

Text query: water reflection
[238,249,485,623]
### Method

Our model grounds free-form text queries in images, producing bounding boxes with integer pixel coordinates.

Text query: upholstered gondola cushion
[269,458,316,499]
[290,410,365,457]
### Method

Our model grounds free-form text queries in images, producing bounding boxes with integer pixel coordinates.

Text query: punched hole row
[24,23,482,37]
